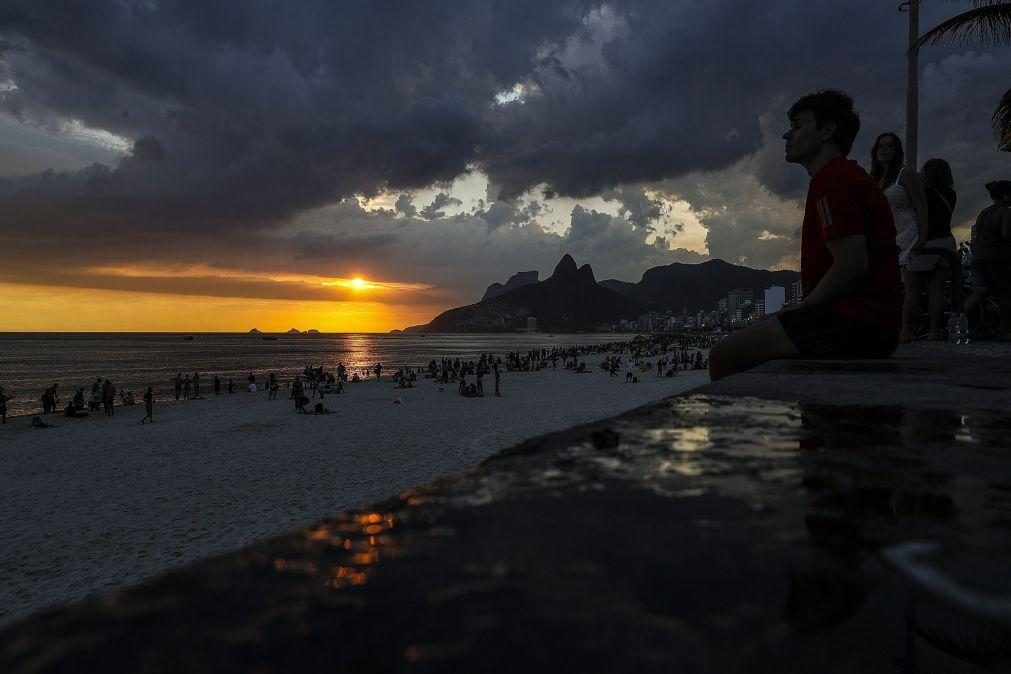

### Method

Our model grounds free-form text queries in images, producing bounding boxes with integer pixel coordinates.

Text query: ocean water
[0,332,630,418]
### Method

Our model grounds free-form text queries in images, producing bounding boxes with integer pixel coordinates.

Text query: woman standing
[870,132,929,342]
[906,158,958,339]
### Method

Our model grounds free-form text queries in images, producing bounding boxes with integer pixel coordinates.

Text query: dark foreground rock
[3,342,1011,673]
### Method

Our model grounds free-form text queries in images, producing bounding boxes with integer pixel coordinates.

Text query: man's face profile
[783,110,824,164]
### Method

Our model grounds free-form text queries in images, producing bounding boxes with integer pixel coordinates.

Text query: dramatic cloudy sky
[1,1,1008,330]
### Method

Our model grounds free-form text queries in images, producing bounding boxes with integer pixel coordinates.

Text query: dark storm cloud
[2,0,1010,298]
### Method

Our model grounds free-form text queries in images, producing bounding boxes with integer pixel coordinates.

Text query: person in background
[141,387,154,424]
[0,385,13,424]
[904,158,958,339]
[869,131,929,342]
[966,180,1011,340]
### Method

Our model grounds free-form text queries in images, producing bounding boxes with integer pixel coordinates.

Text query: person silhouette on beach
[0,386,12,424]
[182,375,191,400]
[173,373,183,400]
[193,372,201,398]
[374,362,383,382]
[709,89,901,381]
[103,380,116,416]
[228,378,235,393]
[141,387,154,424]
[213,375,221,395]
[494,365,501,397]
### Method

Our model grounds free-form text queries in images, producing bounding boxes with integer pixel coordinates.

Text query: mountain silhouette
[600,259,799,313]
[481,270,539,302]
[405,254,643,332]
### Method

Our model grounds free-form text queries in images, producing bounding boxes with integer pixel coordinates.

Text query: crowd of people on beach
[3,334,715,427]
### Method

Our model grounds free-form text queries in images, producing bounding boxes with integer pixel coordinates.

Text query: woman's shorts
[777,305,898,358]
[907,235,957,273]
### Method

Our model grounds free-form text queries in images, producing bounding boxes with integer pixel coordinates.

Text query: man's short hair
[787,89,860,156]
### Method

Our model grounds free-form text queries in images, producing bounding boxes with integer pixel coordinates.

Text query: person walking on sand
[709,90,900,380]
[494,365,501,397]
[193,372,201,398]
[213,375,221,395]
[173,373,183,400]
[625,359,634,383]
[183,375,191,400]
[374,362,383,382]
[104,380,116,416]
[140,387,154,424]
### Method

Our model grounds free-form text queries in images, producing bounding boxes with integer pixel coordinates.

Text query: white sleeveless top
[884,169,919,266]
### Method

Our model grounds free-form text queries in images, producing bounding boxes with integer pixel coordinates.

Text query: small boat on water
[183,336,194,341]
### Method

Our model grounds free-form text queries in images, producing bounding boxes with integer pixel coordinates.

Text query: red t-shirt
[802,157,901,334]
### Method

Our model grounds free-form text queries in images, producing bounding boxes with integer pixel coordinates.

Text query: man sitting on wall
[709,89,901,381]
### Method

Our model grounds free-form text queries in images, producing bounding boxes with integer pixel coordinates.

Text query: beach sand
[0,362,709,627]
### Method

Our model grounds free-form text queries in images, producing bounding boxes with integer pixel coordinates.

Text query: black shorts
[777,305,898,358]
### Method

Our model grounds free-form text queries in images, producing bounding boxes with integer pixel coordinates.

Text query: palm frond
[914,2,1011,50]
[992,88,1011,150]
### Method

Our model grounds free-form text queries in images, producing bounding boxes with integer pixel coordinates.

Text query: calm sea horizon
[0,332,636,418]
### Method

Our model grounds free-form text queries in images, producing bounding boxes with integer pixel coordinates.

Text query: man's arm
[797,235,869,308]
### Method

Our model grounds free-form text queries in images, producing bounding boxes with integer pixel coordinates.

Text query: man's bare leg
[709,317,801,381]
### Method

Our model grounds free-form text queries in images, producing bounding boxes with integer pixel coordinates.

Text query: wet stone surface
[2,344,1011,672]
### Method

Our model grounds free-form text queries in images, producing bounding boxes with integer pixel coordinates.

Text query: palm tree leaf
[914,2,1011,49]
[992,88,1011,150]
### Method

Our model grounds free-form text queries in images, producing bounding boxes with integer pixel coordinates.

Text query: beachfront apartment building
[764,285,785,315]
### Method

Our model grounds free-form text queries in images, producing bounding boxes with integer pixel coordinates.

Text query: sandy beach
[0,360,709,627]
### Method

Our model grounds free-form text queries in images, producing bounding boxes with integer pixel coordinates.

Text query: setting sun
[352,277,365,289]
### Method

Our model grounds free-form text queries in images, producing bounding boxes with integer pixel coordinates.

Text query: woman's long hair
[870,132,904,189]
[921,158,953,192]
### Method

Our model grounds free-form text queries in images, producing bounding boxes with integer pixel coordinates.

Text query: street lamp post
[900,0,920,169]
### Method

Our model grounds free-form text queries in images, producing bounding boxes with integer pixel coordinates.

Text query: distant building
[526,316,537,332]
[790,279,803,304]
[755,297,766,318]
[764,285,785,315]
[727,287,754,318]
[638,314,654,332]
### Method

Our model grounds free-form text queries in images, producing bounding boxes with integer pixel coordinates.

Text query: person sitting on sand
[709,90,901,381]
[312,402,331,414]
[64,403,88,418]
[73,387,85,411]
[30,415,52,428]
[123,391,136,406]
